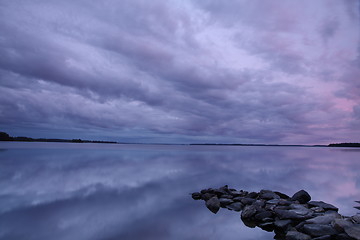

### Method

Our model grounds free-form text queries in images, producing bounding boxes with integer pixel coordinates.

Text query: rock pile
[191,186,360,240]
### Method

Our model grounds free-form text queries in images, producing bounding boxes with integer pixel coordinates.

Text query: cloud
[0,0,359,143]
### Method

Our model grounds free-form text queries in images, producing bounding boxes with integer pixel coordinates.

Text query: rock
[351,214,360,223]
[290,204,314,217]
[205,196,220,214]
[308,201,338,212]
[305,212,340,225]
[267,199,281,205]
[291,190,311,204]
[344,225,360,240]
[312,235,331,240]
[219,198,234,207]
[302,224,338,237]
[334,233,356,240]
[274,191,290,199]
[259,222,274,232]
[274,219,293,230]
[247,192,258,198]
[226,202,243,211]
[275,209,308,220]
[213,189,228,196]
[260,190,280,200]
[286,230,311,240]
[332,218,353,232]
[240,197,256,205]
[241,205,258,219]
[254,210,273,221]
[191,192,202,200]
[202,193,215,201]
[229,190,244,197]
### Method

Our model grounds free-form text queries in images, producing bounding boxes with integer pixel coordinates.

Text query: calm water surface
[0,142,359,240]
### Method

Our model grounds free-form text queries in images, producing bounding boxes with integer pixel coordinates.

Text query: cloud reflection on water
[0,143,359,240]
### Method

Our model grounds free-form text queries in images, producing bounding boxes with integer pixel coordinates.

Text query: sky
[0,0,359,144]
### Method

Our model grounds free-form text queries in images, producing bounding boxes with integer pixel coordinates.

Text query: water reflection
[0,143,359,240]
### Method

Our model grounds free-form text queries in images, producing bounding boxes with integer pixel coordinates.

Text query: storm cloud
[0,0,359,144]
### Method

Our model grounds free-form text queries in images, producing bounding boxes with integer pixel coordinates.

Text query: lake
[0,142,359,240]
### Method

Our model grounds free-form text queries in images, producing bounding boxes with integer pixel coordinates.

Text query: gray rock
[291,190,311,204]
[241,197,256,205]
[241,205,258,219]
[205,196,220,214]
[344,224,360,240]
[332,218,353,232]
[286,230,311,240]
[308,201,338,212]
[290,204,314,216]
[302,224,338,237]
[305,212,340,225]
[191,192,202,200]
[260,191,280,200]
[258,222,274,232]
[219,198,234,207]
[334,233,357,240]
[202,193,216,201]
[247,192,258,198]
[312,235,331,240]
[226,202,243,211]
[274,219,292,230]
[275,209,309,220]
[274,191,290,199]
[351,214,360,223]
[229,190,244,197]
[267,199,281,205]
[254,210,273,221]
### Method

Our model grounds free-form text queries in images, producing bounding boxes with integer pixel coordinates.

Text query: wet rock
[240,197,256,205]
[286,230,311,240]
[351,214,360,223]
[291,190,311,204]
[219,198,234,207]
[226,202,243,212]
[205,196,220,214]
[259,222,274,232]
[312,235,332,240]
[331,218,353,232]
[305,212,340,225]
[191,192,202,200]
[254,210,273,221]
[308,201,338,212]
[334,233,356,240]
[247,192,258,198]
[192,186,359,240]
[202,193,215,201]
[302,224,338,237]
[344,225,360,240]
[260,190,280,200]
[241,205,258,219]
[274,191,290,199]
[274,219,293,230]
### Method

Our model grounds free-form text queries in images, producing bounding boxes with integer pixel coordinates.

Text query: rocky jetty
[191,186,360,240]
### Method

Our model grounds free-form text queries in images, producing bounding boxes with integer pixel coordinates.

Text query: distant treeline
[0,131,117,144]
[328,143,360,147]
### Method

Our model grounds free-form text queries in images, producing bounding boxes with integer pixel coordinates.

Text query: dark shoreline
[1,131,360,147]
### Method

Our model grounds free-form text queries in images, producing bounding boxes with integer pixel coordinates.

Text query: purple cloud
[0,0,359,144]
